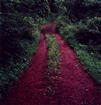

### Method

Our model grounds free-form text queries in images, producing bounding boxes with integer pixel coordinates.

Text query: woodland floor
[1,26,101,105]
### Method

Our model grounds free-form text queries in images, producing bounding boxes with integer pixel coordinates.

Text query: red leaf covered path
[1,31,101,104]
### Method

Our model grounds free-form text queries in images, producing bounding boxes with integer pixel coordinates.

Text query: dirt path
[1,30,101,105]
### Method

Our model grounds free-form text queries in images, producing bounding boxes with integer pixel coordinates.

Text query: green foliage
[56,16,76,40]
[0,0,40,100]
[56,15,101,82]
[11,0,20,3]
[56,16,101,53]
[62,0,101,20]
[75,47,101,81]
[0,33,40,99]
[56,0,101,82]
[74,17,101,55]
[0,32,40,100]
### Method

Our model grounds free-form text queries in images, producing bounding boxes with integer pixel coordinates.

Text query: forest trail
[1,24,101,105]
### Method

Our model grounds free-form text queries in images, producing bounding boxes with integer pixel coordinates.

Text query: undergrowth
[0,26,40,100]
[56,16,101,83]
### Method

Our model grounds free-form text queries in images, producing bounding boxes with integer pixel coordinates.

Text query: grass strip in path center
[43,34,61,96]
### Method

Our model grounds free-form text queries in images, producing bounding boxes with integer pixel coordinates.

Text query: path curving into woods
[1,23,101,105]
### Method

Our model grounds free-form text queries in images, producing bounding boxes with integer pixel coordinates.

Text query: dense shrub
[75,17,101,54]
[0,0,41,100]
[56,16,101,82]
[62,0,101,20]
